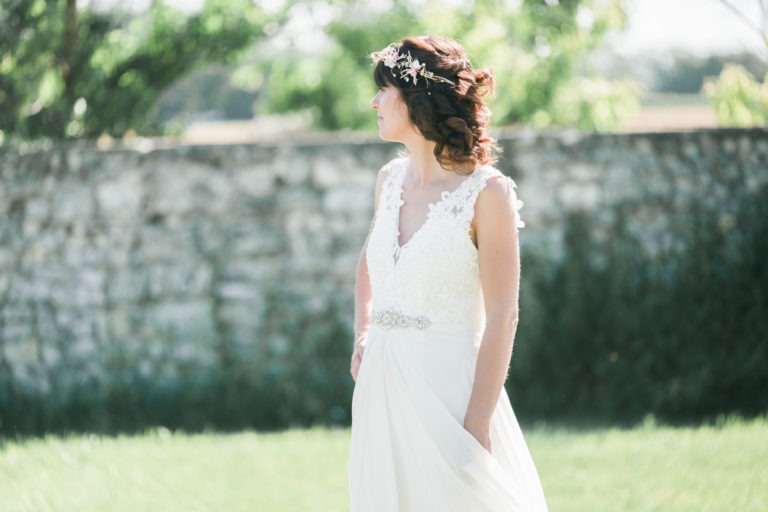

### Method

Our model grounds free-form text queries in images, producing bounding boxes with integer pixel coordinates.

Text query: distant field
[640,93,712,108]
[1,417,766,511]
[622,92,718,132]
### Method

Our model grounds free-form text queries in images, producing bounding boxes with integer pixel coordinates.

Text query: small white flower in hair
[382,47,400,68]
[370,44,454,86]
[405,58,421,83]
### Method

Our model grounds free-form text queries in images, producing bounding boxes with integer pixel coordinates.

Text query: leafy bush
[705,65,768,127]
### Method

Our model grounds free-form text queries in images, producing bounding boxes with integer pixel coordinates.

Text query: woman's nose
[370,91,381,109]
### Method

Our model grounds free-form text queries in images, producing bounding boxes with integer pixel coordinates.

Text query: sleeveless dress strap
[378,157,408,214]
[454,166,523,232]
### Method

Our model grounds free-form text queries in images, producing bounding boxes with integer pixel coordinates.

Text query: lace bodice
[365,157,522,326]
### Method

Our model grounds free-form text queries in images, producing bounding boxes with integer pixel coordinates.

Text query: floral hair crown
[370,44,454,87]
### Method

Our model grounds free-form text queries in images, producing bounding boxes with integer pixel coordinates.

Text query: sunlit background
[1,1,766,511]
[3,0,767,146]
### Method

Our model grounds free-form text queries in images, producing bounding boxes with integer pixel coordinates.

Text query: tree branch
[759,0,768,38]
[717,0,764,36]
[62,0,78,99]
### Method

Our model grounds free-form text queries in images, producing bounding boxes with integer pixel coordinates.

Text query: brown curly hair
[373,35,499,173]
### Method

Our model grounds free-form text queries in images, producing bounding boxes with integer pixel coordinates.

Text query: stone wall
[0,129,766,430]
[502,129,767,260]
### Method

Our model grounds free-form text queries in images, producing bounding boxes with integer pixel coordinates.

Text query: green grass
[1,418,766,511]
[536,417,768,512]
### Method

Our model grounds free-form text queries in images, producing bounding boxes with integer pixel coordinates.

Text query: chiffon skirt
[348,322,548,511]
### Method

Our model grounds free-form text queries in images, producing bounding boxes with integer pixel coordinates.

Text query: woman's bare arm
[350,168,388,381]
[463,176,522,452]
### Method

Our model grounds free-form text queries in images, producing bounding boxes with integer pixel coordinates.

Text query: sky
[609,0,765,56]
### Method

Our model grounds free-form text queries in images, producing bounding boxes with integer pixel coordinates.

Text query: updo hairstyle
[372,35,499,173]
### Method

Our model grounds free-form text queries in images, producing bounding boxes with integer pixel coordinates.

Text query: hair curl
[373,35,499,174]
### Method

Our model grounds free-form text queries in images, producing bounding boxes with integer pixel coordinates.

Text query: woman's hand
[464,416,493,454]
[350,331,367,381]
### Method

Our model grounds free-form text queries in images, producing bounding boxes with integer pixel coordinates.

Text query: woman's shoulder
[375,157,409,191]
[373,157,408,206]
[467,165,518,199]
[378,156,409,177]
[473,165,525,229]
[474,164,515,186]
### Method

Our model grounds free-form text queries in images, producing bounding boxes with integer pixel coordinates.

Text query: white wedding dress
[349,157,548,511]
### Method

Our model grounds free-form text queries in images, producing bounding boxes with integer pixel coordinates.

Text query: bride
[348,35,548,511]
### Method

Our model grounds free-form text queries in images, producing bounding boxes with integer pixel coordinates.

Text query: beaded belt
[372,309,431,330]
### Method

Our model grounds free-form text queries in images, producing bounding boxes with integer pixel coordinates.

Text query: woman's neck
[403,138,447,185]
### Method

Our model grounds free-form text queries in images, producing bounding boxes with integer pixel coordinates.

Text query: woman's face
[370,85,414,142]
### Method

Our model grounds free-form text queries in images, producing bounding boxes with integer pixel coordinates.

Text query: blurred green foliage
[703,1,768,127]
[1,0,639,141]
[0,0,273,141]
[254,0,639,131]
[705,65,768,127]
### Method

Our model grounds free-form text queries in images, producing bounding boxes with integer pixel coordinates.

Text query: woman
[348,36,548,511]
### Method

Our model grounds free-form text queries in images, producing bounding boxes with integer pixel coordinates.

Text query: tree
[0,0,274,141]
[705,0,768,126]
[705,64,768,126]
[247,0,638,131]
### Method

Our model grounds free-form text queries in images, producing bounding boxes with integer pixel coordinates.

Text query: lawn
[1,417,765,511]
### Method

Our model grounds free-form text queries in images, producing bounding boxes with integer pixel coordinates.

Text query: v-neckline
[394,165,477,253]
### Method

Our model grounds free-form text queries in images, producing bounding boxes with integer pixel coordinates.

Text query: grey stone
[682,141,699,159]
[108,268,147,302]
[324,184,371,213]
[219,298,266,327]
[274,151,311,185]
[602,165,636,203]
[569,163,600,181]
[277,188,321,210]
[97,170,143,220]
[228,226,286,257]
[53,183,94,224]
[216,282,261,301]
[2,335,37,365]
[312,156,343,189]
[147,300,217,343]
[146,164,234,215]
[108,306,132,339]
[557,182,601,210]
[233,165,275,198]
[633,138,654,155]
[146,263,213,298]
[220,259,276,282]
[137,226,196,262]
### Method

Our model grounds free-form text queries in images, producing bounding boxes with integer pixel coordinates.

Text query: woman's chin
[377,129,400,143]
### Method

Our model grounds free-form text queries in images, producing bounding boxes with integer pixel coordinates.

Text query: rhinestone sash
[372,310,431,330]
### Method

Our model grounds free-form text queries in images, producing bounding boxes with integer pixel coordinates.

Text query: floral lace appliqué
[365,159,523,323]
